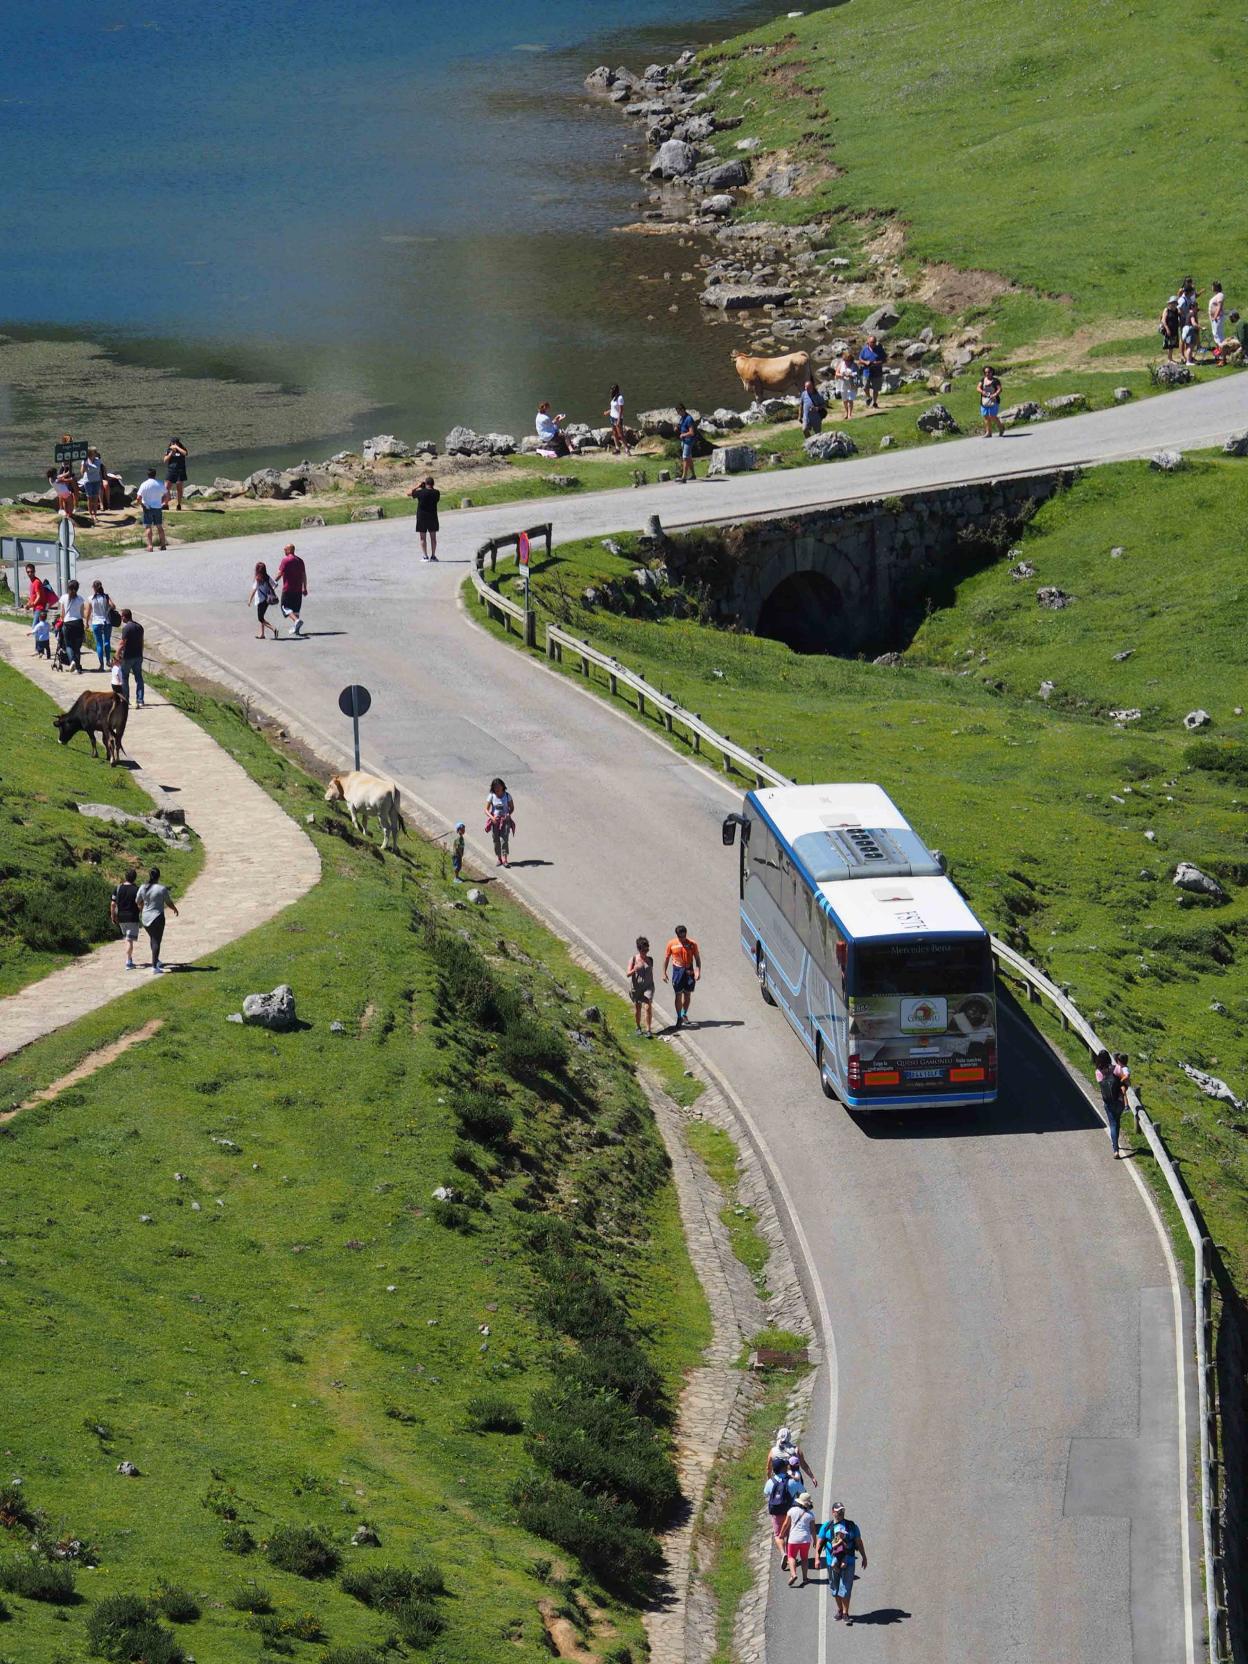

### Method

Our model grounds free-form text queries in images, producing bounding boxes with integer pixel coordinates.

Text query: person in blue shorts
[675,404,698,482]
[977,365,1004,437]
[817,1502,867,1623]
[663,924,701,1026]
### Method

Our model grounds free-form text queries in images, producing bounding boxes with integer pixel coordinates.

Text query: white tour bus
[722,783,997,1108]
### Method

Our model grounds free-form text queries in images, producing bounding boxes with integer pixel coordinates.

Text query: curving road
[91,376,1241,1661]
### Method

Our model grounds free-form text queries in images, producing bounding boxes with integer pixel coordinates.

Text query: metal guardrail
[473,523,1227,1661]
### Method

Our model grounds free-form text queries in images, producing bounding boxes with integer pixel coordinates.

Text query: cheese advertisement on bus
[723,783,998,1109]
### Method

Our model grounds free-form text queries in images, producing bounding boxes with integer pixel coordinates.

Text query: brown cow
[53,690,128,766]
[731,349,812,402]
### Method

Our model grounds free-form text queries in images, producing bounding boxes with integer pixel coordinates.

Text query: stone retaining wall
[664,468,1079,655]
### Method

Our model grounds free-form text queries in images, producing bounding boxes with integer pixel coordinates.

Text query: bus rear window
[852,940,991,997]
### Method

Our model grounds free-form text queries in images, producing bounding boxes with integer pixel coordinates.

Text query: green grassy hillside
[700,2,1248,349]
[469,455,1248,1292]
[0,657,201,995]
[0,688,708,1664]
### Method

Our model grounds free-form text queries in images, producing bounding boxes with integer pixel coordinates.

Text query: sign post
[517,530,533,646]
[337,684,372,771]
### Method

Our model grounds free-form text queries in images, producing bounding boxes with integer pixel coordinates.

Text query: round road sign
[338,684,372,718]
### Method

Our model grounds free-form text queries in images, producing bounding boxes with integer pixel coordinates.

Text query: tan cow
[730,349,812,402]
[324,771,405,850]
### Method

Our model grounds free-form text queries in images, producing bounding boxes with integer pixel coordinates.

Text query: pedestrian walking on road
[606,384,630,455]
[88,578,116,669]
[164,437,189,510]
[765,1424,818,1489]
[110,866,141,970]
[676,404,698,482]
[779,1492,816,1587]
[978,365,1004,437]
[118,610,145,706]
[410,475,441,561]
[1095,1047,1126,1157]
[764,1462,792,1555]
[800,377,828,437]
[61,579,86,673]
[248,561,280,639]
[276,543,308,636]
[451,821,466,882]
[485,777,515,867]
[820,1503,867,1622]
[663,924,701,1026]
[136,865,179,973]
[626,936,655,1036]
[136,467,169,551]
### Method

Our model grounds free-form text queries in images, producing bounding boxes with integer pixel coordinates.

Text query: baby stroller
[51,617,71,672]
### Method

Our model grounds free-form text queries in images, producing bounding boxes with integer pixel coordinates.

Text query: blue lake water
[1,0,796,486]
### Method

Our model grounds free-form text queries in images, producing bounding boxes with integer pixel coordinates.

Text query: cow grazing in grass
[730,349,812,402]
[324,771,405,850]
[53,691,128,766]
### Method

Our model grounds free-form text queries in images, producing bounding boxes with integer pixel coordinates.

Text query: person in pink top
[276,544,308,636]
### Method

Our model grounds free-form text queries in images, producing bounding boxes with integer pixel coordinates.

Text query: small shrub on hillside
[497,1021,568,1078]
[221,1523,256,1554]
[429,935,506,1029]
[511,1474,662,1603]
[1184,739,1248,784]
[229,1583,273,1613]
[0,1486,35,1531]
[464,1395,523,1434]
[393,1596,447,1648]
[527,1387,680,1526]
[0,1556,77,1603]
[0,1596,8,1621]
[264,1525,339,1579]
[3,870,112,954]
[85,1592,186,1662]
[454,1091,514,1147]
[322,1650,385,1664]
[340,1561,444,1610]
[151,1581,199,1622]
[431,1199,475,1233]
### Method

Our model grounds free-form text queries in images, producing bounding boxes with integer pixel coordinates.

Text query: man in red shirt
[276,543,308,637]
[23,562,57,613]
[663,924,702,1028]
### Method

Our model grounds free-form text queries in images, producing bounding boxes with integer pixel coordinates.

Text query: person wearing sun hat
[819,1501,868,1622]
[779,1490,817,1587]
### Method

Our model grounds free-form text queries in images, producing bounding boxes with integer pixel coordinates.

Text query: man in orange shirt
[663,924,702,1027]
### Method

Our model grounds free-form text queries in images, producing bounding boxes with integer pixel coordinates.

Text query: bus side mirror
[722,817,737,847]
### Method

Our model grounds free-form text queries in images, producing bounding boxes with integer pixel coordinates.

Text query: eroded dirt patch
[3,1018,164,1123]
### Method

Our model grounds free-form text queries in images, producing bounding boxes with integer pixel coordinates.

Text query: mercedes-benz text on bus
[722,783,997,1109]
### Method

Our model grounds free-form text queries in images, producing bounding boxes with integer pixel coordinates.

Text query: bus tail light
[847,1053,863,1091]
[864,1068,900,1086]
[985,1039,997,1087]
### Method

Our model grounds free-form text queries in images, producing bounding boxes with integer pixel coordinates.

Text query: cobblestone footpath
[0,621,320,1060]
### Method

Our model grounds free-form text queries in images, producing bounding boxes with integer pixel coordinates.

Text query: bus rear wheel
[756,947,777,1006]
[817,1043,838,1101]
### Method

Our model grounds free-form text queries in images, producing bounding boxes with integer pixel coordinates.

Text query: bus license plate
[907,1069,944,1080]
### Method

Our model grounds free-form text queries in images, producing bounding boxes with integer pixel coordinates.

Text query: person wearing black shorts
[663,924,702,1027]
[410,475,440,561]
[164,436,189,510]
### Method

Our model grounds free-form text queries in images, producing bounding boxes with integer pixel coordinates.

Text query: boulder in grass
[803,431,858,461]
[1173,862,1227,902]
[1153,361,1192,387]
[707,444,758,476]
[1044,393,1089,412]
[1150,450,1184,472]
[361,434,413,462]
[1036,586,1074,610]
[1180,1062,1243,1110]
[243,468,288,499]
[862,304,901,334]
[917,403,959,434]
[242,984,298,1031]
[1223,431,1248,458]
[1183,708,1211,730]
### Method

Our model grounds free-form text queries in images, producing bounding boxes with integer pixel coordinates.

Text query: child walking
[31,609,51,659]
[626,936,655,1036]
[451,821,466,883]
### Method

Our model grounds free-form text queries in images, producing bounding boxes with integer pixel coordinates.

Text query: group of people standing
[1159,279,1245,364]
[763,1426,867,1620]
[45,438,188,531]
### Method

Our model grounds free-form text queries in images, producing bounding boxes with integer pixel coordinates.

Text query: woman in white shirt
[61,579,87,673]
[87,579,115,670]
[779,1491,816,1587]
[485,776,515,867]
[834,353,857,421]
[605,383,629,455]
[535,402,571,458]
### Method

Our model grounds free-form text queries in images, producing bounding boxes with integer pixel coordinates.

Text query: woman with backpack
[88,578,118,670]
[247,561,280,639]
[763,1460,793,1556]
[1095,1048,1126,1158]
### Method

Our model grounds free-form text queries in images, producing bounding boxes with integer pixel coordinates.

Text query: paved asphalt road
[88,377,1240,1661]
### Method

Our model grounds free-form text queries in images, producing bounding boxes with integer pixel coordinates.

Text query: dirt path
[0,621,320,1062]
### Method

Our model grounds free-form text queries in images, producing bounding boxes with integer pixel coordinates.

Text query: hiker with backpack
[818,1502,867,1622]
[764,1424,818,1489]
[763,1461,794,1555]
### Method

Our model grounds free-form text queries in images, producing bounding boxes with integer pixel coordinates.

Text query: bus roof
[748,783,988,943]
